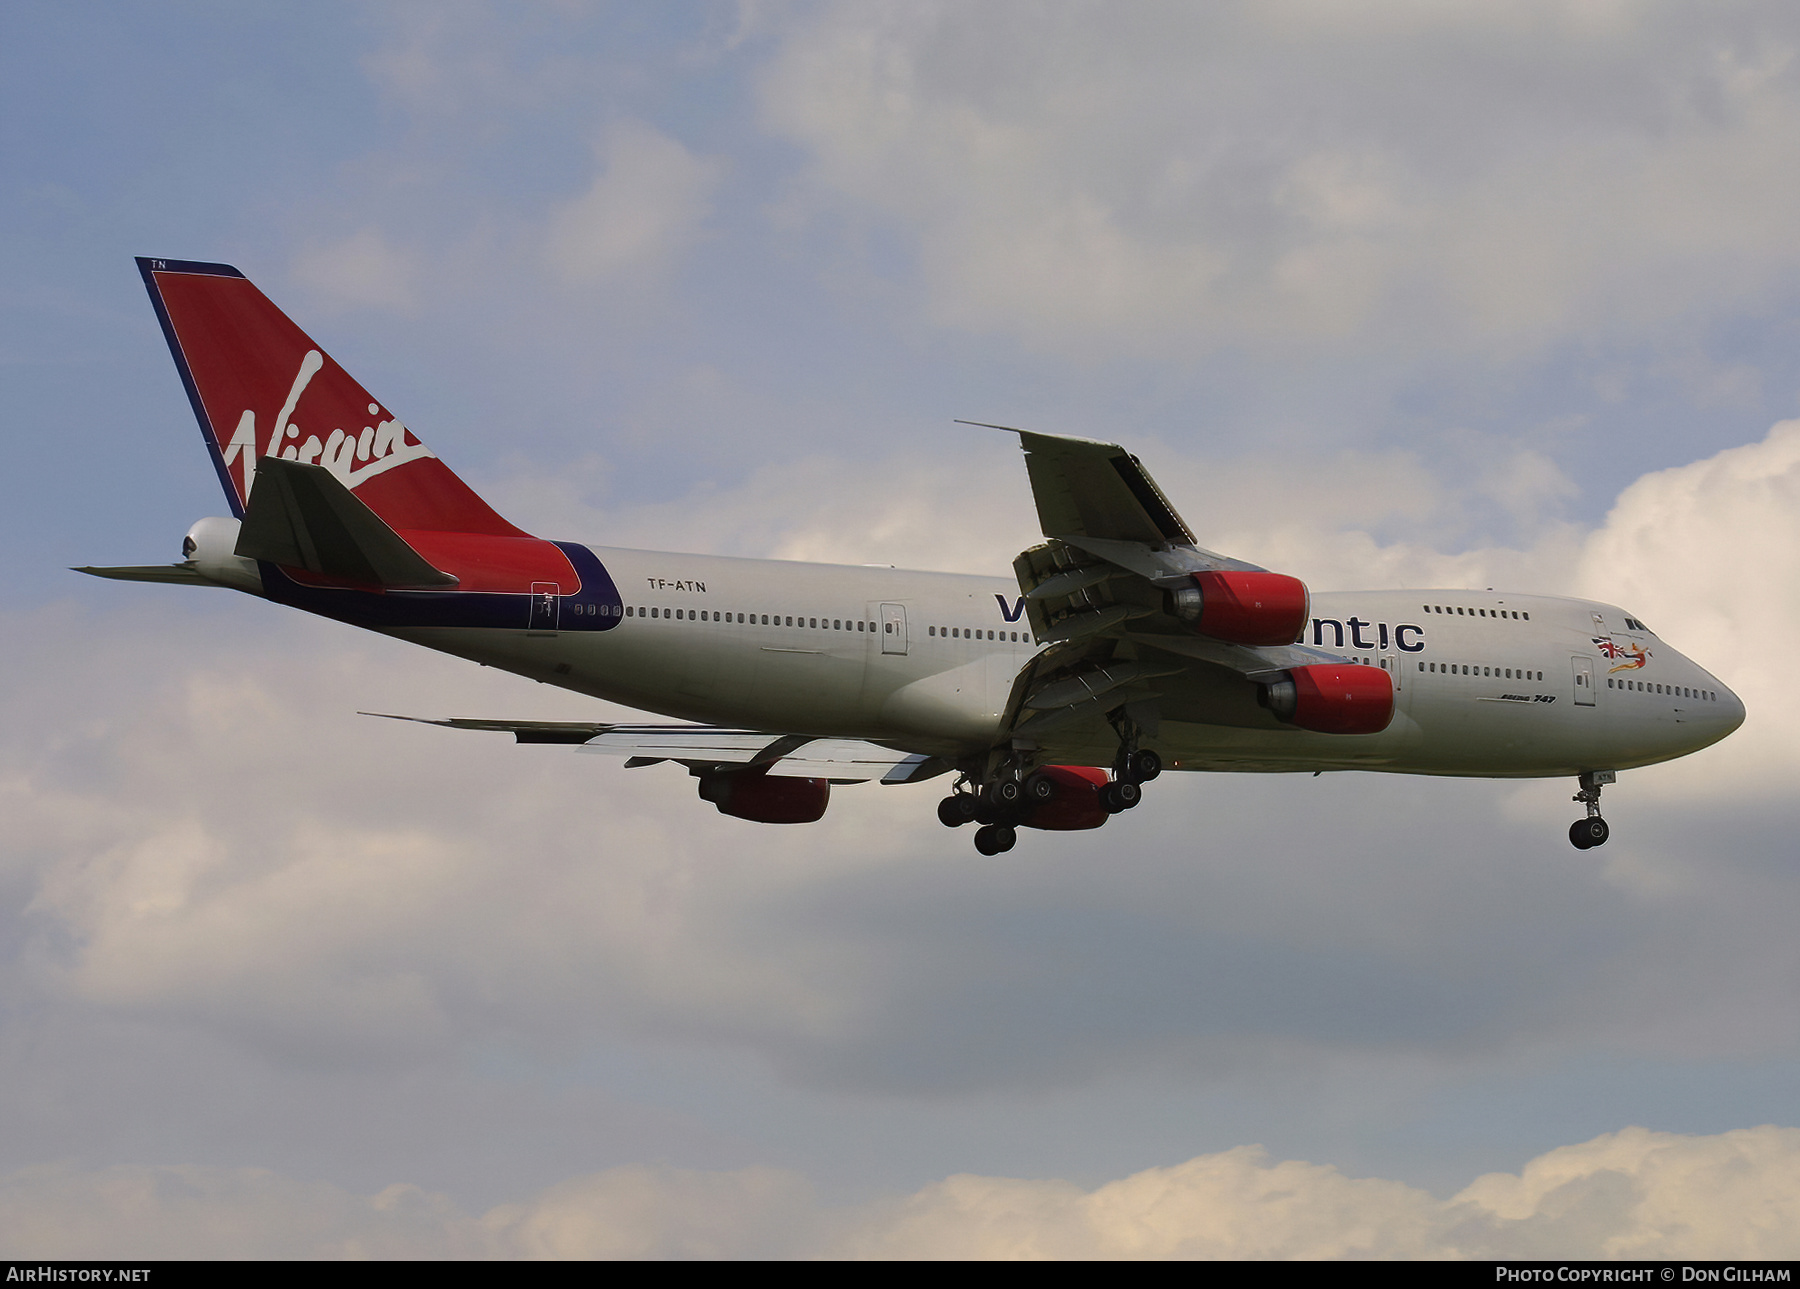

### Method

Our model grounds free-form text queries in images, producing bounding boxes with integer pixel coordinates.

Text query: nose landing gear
[1569,770,1615,849]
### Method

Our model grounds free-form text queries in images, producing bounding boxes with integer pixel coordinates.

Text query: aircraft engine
[1020,765,1111,831]
[696,769,830,824]
[1261,663,1394,735]
[1172,571,1309,646]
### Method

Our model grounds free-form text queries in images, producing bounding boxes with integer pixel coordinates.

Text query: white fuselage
[378,546,1744,780]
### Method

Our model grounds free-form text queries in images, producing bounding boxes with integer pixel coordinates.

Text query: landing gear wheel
[1569,817,1610,850]
[1126,749,1162,783]
[1025,772,1058,804]
[1099,781,1141,814]
[938,795,977,828]
[988,778,1024,809]
[1569,771,1615,850]
[974,823,1017,855]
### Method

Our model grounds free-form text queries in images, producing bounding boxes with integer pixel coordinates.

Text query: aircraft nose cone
[1720,682,1747,736]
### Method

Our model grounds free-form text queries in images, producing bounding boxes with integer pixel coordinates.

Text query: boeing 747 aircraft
[82,258,1745,854]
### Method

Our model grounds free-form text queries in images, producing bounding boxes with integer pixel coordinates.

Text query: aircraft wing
[999,429,1353,752]
[362,714,952,784]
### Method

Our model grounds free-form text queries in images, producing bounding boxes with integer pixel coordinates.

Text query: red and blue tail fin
[137,257,525,537]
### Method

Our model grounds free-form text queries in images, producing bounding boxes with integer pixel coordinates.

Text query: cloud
[544,121,723,284]
[758,3,1800,358]
[1453,1125,1800,1260]
[291,228,422,314]
[4,1127,1797,1258]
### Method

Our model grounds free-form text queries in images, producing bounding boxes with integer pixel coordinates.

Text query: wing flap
[362,714,930,783]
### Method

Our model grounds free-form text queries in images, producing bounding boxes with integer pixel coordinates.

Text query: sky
[4,0,1800,1259]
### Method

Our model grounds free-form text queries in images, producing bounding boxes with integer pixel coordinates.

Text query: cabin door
[1571,655,1595,706]
[880,603,908,655]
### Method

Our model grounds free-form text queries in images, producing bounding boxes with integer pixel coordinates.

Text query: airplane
[81,257,1746,855]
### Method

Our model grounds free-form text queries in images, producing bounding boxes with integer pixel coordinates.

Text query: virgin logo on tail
[218,349,435,500]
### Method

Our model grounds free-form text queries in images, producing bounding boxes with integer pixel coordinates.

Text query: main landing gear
[1104,746,1159,814]
[1098,707,1161,816]
[935,729,1166,855]
[1569,770,1616,849]
[936,774,1029,855]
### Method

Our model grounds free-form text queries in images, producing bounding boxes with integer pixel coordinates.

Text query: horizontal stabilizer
[73,564,216,585]
[236,457,457,588]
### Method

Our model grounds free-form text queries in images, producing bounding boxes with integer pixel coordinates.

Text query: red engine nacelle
[1021,765,1112,831]
[696,770,830,823]
[1263,663,1394,735]
[1176,571,1310,646]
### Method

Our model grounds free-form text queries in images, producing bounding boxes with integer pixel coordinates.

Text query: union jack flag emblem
[1594,637,1649,671]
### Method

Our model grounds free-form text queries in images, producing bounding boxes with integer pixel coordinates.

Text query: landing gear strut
[1569,770,1615,849]
[1101,707,1159,815]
